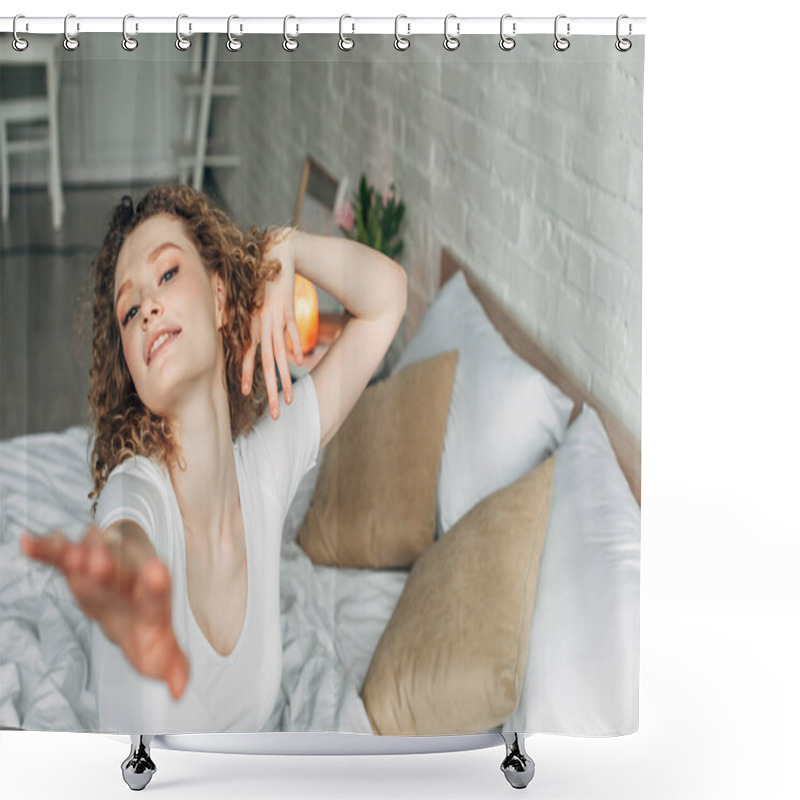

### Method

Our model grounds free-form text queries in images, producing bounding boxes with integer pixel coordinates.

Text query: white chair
[0,36,65,231]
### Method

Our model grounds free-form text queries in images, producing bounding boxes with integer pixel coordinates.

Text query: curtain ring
[175,14,191,51]
[394,15,410,51]
[443,14,460,51]
[553,14,570,52]
[63,14,79,51]
[12,15,29,51]
[122,14,138,51]
[339,15,355,51]
[499,14,516,51]
[227,15,243,52]
[615,15,632,52]
[283,15,299,52]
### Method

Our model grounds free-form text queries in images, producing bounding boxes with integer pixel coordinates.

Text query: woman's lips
[148,331,180,365]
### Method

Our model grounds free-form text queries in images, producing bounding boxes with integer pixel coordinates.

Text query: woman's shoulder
[99,454,173,514]
[105,453,170,487]
[241,374,317,444]
[95,453,174,539]
[236,374,319,480]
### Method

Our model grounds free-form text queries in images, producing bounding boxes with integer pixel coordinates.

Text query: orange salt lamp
[288,274,319,356]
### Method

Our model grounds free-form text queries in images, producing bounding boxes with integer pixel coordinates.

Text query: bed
[0,247,641,790]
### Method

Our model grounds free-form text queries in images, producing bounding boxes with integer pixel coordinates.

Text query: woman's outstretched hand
[20,525,190,700]
[241,227,305,419]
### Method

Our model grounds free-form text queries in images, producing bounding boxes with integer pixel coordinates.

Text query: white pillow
[394,270,574,535]
[504,405,641,736]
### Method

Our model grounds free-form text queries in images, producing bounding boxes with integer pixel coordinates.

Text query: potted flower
[334,175,406,262]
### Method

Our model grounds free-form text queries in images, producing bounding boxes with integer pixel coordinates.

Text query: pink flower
[382,188,396,206]
[334,200,355,233]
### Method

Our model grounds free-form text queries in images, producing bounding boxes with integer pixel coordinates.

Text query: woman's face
[113,214,226,417]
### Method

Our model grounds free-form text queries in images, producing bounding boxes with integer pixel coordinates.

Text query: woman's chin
[140,379,182,419]
[141,366,218,418]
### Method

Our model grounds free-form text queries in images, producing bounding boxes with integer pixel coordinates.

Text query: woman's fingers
[241,329,258,396]
[22,528,188,696]
[83,523,106,545]
[286,316,304,367]
[272,317,292,407]
[166,646,191,699]
[64,542,84,572]
[122,625,189,699]
[72,530,125,588]
[86,540,114,582]
[260,320,279,419]
[128,561,190,697]
[136,559,172,624]
[69,541,135,622]
[20,530,70,570]
[22,529,129,595]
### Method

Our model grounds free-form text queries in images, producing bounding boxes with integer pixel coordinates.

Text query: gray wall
[0,33,187,187]
[213,34,643,437]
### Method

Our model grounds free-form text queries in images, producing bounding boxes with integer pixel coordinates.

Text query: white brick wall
[214,34,643,437]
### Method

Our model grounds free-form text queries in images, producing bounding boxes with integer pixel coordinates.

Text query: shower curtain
[0,27,643,739]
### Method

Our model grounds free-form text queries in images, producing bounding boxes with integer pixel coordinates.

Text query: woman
[20,185,407,732]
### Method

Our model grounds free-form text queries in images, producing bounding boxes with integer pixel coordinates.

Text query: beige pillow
[360,455,555,736]
[296,350,458,569]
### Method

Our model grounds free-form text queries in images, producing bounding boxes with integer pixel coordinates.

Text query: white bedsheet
[1,419,640,738]
[0,426,400,734]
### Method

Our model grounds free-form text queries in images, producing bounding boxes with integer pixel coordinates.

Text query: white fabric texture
[90,372,320,734]
[505,404,641,736]
[0,389,638,738]
[393,270,575,535]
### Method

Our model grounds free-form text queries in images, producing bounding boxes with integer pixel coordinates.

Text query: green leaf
[346,174,406,261]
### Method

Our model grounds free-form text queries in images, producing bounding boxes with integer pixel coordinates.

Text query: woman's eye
[120,266,177,327]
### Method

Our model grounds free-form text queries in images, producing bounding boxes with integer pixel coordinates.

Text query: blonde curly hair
[86,183,290,514]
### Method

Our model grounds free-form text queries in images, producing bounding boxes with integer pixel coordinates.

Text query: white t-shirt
[90,374,320,734]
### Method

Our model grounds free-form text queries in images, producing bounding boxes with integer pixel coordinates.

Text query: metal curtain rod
[0,16,646,37]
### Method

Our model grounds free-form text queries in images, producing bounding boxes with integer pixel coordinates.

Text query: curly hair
[86,183,290,515]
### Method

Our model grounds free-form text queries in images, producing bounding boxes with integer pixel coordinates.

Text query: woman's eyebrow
[115,242,186,311]
[147,241,185,264]
[115,283,129,314]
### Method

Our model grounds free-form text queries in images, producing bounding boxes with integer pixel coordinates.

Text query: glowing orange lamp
[288,274,319,356]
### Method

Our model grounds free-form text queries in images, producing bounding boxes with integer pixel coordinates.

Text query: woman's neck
[166,378,241,550]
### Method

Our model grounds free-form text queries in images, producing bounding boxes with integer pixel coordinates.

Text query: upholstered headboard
[440,248,641,506]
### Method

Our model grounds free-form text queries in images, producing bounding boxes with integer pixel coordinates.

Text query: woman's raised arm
[293,230,407,449]
[242,228,407,448]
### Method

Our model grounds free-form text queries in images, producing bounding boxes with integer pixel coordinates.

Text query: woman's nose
[141,299,162,325]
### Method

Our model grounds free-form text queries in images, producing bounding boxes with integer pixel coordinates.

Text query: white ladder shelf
[173,33,241,190]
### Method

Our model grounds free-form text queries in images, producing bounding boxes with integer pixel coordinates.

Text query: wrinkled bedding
[1,417,641,738]
[0,426,406,733]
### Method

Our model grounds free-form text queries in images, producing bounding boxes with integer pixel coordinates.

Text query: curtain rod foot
[121,735,157,791]
[500,732,535,789]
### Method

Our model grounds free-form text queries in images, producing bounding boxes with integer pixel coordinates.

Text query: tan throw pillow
[360,455,555,736]
[296,350,459,569]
